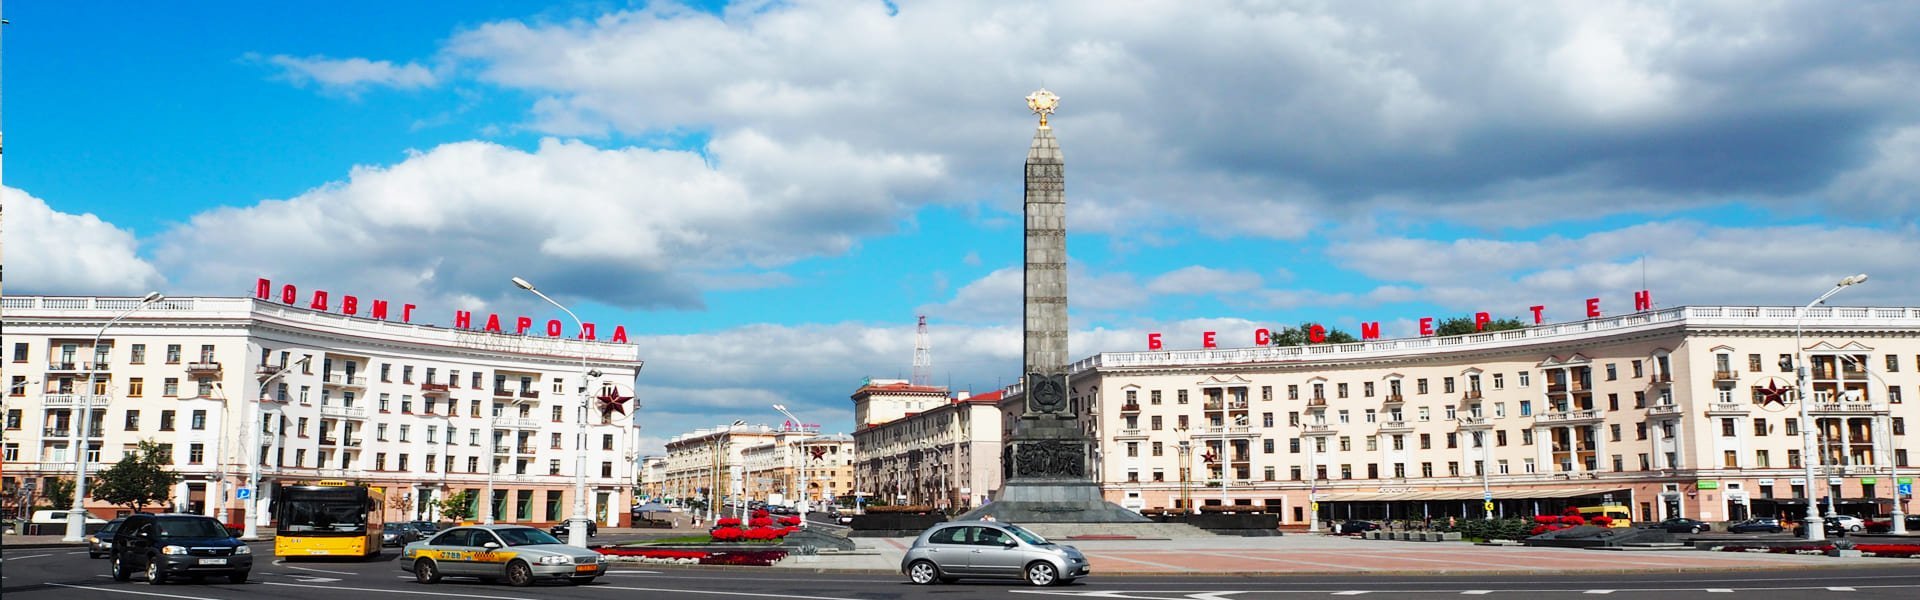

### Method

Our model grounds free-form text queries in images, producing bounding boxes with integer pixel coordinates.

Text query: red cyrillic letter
[1475,312,1491,331]
[1308,324,1326,344]
[402,304,416,323]
[580,323,596,341]
[1254,328,1270,346]
[515,317,533,335]
[484,314,503,333]
[1586,297,1601,318]
[547,319,563,337]
[1419,317,1434,336]
[1634,289,1652,311]
[1203,331,1217,349]
[280,284,298,305]
[372,300,390,320]
[309,290,329,311]
[342,296,358,315]
[255,278,272,300]
[1360,322,1381,340]
[454,310,472,329]
[1530,305,1545,324]
[611,326,629,344]
[1148,333,1162,350]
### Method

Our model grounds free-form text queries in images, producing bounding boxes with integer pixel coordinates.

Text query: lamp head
[140,292,165,303]
[511,277,536,291]
[772,404,786,411]
[1841,273,1870,286]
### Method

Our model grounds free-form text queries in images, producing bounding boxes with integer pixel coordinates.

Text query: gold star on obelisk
[1026,88,1059,128]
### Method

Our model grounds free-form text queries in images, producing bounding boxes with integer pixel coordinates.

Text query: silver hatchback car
[901,521,1090,586]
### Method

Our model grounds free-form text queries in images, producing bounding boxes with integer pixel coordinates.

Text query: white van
[31,509,107,525]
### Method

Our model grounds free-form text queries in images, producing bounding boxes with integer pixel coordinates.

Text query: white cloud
[1146,266,1262,295]
[148,135,946,310]
[257,53,440,95]
[1,186,164,295]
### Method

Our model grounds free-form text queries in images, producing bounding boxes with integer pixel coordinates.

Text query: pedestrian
[1448,515,1456,528]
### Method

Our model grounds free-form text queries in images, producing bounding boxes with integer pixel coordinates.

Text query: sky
[6,0,1920,456]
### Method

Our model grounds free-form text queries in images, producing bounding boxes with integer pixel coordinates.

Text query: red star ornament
[595,390,633,417]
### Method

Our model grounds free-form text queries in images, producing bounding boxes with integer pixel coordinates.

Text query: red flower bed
[1854,543,1920,558]
[778,516,802,527]
[716,517,742,527]
[749,517,774,528]
[752,509,770,519]
[596,547,788,566]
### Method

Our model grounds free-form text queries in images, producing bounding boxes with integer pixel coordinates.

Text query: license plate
[201,558,228,565]
[573,565,597,573]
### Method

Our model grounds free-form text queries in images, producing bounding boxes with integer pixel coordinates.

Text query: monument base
[957,480,1150,524]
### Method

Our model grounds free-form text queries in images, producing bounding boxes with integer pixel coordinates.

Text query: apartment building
[993,305,1919,525]
[740,432,855,507]
[1,295,643,526]
[852,381,1005,510]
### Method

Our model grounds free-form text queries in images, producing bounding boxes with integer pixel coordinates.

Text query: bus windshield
[278,486,374,535]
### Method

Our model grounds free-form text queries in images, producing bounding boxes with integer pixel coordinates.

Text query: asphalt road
[5,541,1920,599]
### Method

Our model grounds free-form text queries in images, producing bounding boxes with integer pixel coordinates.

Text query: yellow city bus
[274,481,384,558]
[1577,504,1633,528]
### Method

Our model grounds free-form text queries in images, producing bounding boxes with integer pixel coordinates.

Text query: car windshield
[157,518,229,538]
[1004,524,1051,546]
[495,528,563,547]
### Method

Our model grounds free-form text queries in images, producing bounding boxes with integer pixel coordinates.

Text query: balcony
[492,417,540,429]
[1301,424,1335,437]
[1548,381,1568,394]
[1647,403,1683,418]
[519,390,540,399]
[1651,372,1673,384]
[1120,403,1141,413]
[420,383,450,395]
[1457,417,1494,430]
[1203,401,1223,411]
[319,438,340,446]
[1383,393,1405,405]
[47,361,108,372]
[1713,370,1738,383]
[187,362,222,374]
[1306,398,1327,410]
[1809,401,1885,416]
[1115,428,1145,438]
[1535,409,1605,425]
[518,445,538,454]
[494,387,515,397]
[323,375,367,388]
[1377,420,1414,433]
[320,405,368,419]
[255,364,284,376]
[40,394,93,407]
[43,427,71,437]
[1462,390,1483,402]
[1705,402,1749,415]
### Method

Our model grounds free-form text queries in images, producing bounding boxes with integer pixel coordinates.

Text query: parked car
[383,522,424,547]
[549,519,598,538]
[902,520,1089,586]
[1337,520,1382,535]
[1825,515,1866,533]
[401,525,606,586]
[87,517,130,558]
[109,513,254,584]
[1865,515,1920,533]
[1652,517,1711,534]
[1727,518,1785,534]
[408,520,441,535]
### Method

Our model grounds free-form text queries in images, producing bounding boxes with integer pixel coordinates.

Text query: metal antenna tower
[912,315,932,386]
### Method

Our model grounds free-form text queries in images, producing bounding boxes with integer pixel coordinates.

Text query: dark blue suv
[109,514,254,584]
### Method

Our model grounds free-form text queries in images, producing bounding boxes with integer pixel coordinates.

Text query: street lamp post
[243,355,309,540]
[771,404,811,527]
[1176,441,1191,514]
[65,292,164,543]
[511,277,594,547]
[1307,433,1321,533]
[1793,273,1868,542]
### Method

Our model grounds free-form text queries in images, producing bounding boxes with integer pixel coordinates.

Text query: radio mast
[912,315,932,387]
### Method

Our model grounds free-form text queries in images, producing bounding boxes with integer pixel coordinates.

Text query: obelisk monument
[960,90,1147,523]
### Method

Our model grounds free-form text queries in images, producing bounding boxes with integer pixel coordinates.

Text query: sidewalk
[772,532,1915,576]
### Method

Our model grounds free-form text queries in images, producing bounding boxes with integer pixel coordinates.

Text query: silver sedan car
[901,520,1090,586]
[401,525,607,586]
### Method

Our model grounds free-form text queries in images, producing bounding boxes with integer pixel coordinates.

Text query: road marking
[1332,593,1370,596]
[45,583,228,600]
[1,553,55,560]
[1088,553,1198,572]
[593,585,864,600]
[1706,589,1734,593]
[1584,592,1614,595]
[601,570,661,575]
[1462,593,1492,596]
[1828,587,1857,592]
[271,560,357,575]
[262,582,540,600]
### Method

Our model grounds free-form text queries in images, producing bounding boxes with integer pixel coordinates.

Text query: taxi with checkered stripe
[401,524,607,586]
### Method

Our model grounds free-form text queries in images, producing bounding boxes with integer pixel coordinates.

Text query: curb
[610,558,1899,579]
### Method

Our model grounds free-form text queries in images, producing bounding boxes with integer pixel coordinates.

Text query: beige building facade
[741,432,855,507]
[995,305,1919,525]
[852,382,1005,510]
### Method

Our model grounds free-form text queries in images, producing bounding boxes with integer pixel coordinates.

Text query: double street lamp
[243,355,310,540]
[511,277,595,548]
[65,292,165,543]
[771,404,811,527]
[1792,273,1868,542]
[1838,354,1908,535]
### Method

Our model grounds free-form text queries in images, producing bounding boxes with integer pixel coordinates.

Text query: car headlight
[161,545,188,555]
[86,536,98,544]
[537,555,572,565]
[234,545,252,555]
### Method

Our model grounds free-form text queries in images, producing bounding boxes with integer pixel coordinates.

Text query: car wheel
[505,560,535,587]
[146,560,166,585]
[1691,525,1702,534]
[111,557,131,581]
[413,558,443,584]
[569,577,597,585]
[228,570,249,584]
[907,560,941,585]
[1026,561,1060,587]
[1850,525,1862,532]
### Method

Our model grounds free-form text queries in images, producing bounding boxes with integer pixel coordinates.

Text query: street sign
[1310,502,1320,513]
[1901,483,1913,496]
[1483,501,1495,512]
[1483,491,1493,501]
[236,488,252,500]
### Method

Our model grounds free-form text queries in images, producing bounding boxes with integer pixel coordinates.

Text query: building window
[188,410,206,430]
[1151,390,1163,405]
[1419,434,1432,449]
[1608,393,1619,411]
[1720,418,1736,437]
[1287,385,1298,400]
[124,410,140,431]
[188,443,205,464]
[1756,450,1771,467]
[1337,383,1349,398]
[1443,377,1456,394]
[1177,390,1189,404]
[1522,429,1534,445]
[127,378,144,398]
[1417,378,1430,394]
[1519,401,1532,417]
[1786,418,1799,435]
[1631,360,1644,378]
[1753,418,1768,436]
[1152,441,1163,456]
[1151,415,1163,430]
[1289,439,1300,453]
[1888,354,1901,372]
[1262,413,1274,427]
[403,365,415,384]
[1606,364,1618,380]
[159,410,176,431]
[165,344,182,364]
[398,425,410,442]
[552,406,564,421]
[163,378,179,397]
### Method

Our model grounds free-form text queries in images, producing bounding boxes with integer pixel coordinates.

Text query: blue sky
[8,1,1920,453]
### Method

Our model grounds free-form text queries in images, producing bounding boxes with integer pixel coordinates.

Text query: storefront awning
[1316,487,1627,502]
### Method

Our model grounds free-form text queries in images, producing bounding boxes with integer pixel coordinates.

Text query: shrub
[749,517,774,528]
[716,517,742,527]
[777,516,802,527]
[752,509,771,519]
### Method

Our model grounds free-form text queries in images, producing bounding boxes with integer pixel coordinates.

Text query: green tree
[90,440,182,512]
[1268,322,1359,346]
[1433,316,1528,337]
[436,490,476,522]
[43,477,75,509]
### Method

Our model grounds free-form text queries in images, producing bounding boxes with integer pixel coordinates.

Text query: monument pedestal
[958,480,1149,523]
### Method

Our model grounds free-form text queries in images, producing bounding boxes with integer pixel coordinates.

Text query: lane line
[1461,592,1492,596]
[1088,553,1198,572]
[1828,587,1857,592]
[1706,590,1734,593]
[592,585,864,600]
[1199,552,1380,573]
[261,582,541,600]
[45,583,231,600]
[270,560,358,575]
[2,553,56,560]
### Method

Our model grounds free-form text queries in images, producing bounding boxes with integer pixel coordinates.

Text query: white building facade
[852,382,1005,511]
[1,295,643,527]
[999,305,1920,525]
